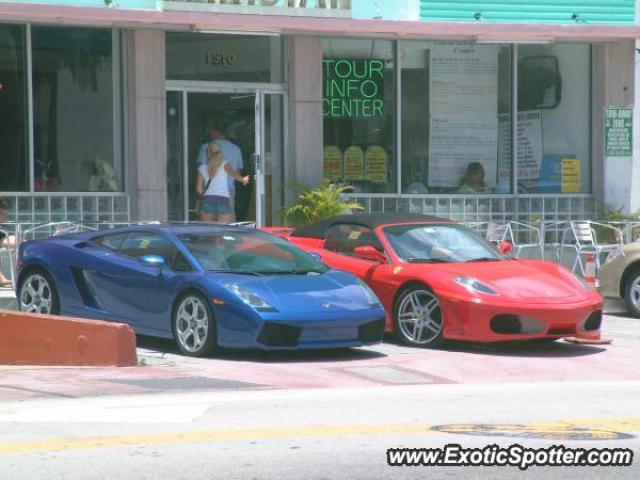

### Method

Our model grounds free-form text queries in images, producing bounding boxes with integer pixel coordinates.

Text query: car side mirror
[140,255,165,269]
[499,241,513,255]
[353,245,386,263]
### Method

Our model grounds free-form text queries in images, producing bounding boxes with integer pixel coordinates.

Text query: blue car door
[86,231,177,335]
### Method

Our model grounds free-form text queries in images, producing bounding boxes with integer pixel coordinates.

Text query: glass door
[186,92,257,222]
[255,92,285,227]
[166,91,185,221]
[166,89,285,226]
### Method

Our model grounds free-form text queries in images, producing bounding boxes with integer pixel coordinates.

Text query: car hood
[207,270,376,313]
[407,260,592,304]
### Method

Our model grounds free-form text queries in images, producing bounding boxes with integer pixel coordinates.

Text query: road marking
[0,424,436,454]
[1,417,639,455]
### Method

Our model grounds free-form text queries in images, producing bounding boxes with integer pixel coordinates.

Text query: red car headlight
[453,276,499,296]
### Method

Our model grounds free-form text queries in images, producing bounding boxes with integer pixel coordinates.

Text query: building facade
[0,0,639,226]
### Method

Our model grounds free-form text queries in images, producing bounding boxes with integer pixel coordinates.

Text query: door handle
[252,153,261,171]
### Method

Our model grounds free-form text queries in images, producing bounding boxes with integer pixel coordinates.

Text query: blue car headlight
[357,278,382,307]
[225,283,277,312]
[453,276,499,296]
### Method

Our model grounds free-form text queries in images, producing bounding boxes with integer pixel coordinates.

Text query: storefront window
[401,41,512,194]
[32,27,120,192]
[516,44,591,194]
[0,24,28,191]
[322,38,396,193]
[166,33,283,83]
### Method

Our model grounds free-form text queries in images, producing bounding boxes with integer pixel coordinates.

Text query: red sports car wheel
[393,286,443,347]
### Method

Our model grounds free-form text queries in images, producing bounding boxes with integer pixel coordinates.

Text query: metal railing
[2,214,638,291]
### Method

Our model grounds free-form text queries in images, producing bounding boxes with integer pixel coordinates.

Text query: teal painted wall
[353,0,419,20]
[420,0,636,24]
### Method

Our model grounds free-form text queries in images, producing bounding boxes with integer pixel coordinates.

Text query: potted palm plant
[283,182,362,227]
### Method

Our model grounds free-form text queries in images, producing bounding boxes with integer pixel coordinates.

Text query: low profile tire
[393,285,444,348]
[18,268,60,315]
[624,269,640,318]
[172,291,218,357]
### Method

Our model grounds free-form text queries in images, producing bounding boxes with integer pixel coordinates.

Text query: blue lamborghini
[15,224,386,356]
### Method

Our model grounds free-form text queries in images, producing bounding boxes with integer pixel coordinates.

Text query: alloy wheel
[396,289,443,345]
[175,296,210,354]
[20,274,53,314]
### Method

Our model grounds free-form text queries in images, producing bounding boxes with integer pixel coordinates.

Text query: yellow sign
[343,146,365,181]
[365,146,388,182]
[323,146,343,181]
[561,158,580,193]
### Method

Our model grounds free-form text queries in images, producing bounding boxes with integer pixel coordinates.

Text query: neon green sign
[323,59,384,118]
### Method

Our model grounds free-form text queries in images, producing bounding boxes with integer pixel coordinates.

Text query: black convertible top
[291,213,453,239]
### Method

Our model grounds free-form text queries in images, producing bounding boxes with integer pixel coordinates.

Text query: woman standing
[196,143,249,223]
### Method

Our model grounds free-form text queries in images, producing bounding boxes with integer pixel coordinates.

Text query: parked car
[598,241,640,317]
[263,213,604,348]
[15,224,386,356]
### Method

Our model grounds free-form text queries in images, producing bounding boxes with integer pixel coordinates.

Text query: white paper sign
[429,43,499,188]
[516,110,543,179]
[497,110,544,183]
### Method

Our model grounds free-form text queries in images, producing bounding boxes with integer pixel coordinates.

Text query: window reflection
[32,27,119,192]
[400,41,512,194]
[322,38,396,193]
[0,25,28,191]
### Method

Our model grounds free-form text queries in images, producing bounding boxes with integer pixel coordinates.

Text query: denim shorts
[201,195,231,215]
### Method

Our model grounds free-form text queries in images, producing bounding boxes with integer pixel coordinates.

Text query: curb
[0,309,137,367]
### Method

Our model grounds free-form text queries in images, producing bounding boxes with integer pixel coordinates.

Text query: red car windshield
[383,224,505,263]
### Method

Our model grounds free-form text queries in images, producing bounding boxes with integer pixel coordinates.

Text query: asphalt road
[1,311,639,479]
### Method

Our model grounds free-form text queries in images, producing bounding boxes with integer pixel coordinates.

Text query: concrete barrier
[0,309,137,366]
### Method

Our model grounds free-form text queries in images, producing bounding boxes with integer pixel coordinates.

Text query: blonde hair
[206,143,224,178]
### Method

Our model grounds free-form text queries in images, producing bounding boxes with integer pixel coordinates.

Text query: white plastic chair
[559,221,623,275]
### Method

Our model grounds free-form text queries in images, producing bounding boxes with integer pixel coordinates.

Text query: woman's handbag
[195,178,212,214]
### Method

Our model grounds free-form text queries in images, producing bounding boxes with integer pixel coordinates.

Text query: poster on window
[343,146,365,181]
[496,113,512,192]
[323,146,343,181]
[428,43,499,188]
[497,110,544,185]
[516,111,543,179]
[365,146,388,182]
[561,158,581,193]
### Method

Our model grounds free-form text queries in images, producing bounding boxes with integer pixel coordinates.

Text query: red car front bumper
[436,291,603,342]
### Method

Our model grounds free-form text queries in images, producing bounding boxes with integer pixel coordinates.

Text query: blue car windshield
[178,231,329,274]
[384,224,505,263]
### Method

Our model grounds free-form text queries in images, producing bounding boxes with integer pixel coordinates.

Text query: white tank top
[199,162,230,198]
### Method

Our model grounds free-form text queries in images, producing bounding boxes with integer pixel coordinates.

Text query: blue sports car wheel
[18,269,59,315]
[172,292,217,357]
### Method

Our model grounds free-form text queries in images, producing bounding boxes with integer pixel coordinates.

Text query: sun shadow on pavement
[135,335,388,363]
[437,339,607,358]
[218,348,387,364]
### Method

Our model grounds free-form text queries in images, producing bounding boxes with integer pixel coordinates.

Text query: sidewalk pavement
[2,314,639,403]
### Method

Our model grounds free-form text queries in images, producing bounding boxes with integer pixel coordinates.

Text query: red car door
[319,223,396,307]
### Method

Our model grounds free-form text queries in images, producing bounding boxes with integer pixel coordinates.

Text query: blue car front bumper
[217,307,386,350]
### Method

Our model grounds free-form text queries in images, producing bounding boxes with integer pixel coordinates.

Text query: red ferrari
[263,214,603,348]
